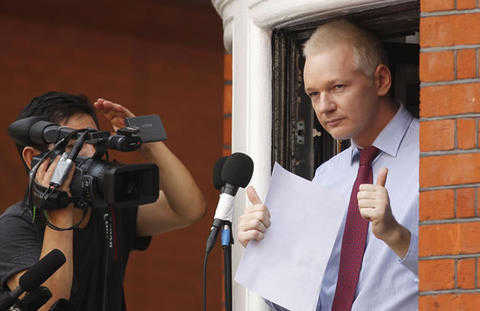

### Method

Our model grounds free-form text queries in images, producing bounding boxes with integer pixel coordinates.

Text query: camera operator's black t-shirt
[0,201,151,310]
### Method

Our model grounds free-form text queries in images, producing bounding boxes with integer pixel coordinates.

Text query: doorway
[271,1,420,179]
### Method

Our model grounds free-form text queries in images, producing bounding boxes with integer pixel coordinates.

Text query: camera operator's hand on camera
[237,186,271,248]
[94,98,135,132]
[36,155,75,196]
[35,155,76,224]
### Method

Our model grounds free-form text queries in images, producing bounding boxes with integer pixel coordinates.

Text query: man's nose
[314,92,336,113]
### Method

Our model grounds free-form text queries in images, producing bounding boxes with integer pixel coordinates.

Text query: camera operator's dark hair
[14,91,99,171]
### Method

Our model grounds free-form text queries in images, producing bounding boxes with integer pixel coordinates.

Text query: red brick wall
[219,53,232,310]
[223,54,232,158]
[419,1,480,309]
[0,1,223,310]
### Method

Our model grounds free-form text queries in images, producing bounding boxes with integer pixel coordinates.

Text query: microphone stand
[221,221,233,311]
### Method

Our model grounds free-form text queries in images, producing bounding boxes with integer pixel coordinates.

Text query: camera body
[32,153,159,209]
[11,114,167,209]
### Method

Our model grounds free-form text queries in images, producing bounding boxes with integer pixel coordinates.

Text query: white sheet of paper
[235,163,345,311]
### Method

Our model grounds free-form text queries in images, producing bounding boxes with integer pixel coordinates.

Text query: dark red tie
[332,146,379,311]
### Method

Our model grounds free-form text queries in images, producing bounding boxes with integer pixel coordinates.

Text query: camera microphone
[9,286,52,311]
[20,249,66,292]
[8,116,75,147]
[0,249,66,311]
[48,299,71,311]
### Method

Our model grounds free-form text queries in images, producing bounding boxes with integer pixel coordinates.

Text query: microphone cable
[203,252,208,311]
[203,219,222,311]
[203,222,222,311]
[203,156,228,311]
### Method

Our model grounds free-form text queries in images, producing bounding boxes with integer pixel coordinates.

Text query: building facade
[212,0,480,310]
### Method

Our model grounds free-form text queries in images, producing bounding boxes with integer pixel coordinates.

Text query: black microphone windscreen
[17,286,52,311]
[213,156,228,190]
[19,249,66,292]
[0,292,17,310]
[221,153,254,188]
[7,116,46,147]
[49,299,71,311]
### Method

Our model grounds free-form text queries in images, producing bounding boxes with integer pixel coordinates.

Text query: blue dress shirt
[268,105,418,310]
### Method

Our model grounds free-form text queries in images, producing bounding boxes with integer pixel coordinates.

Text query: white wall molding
[248,0,414,29]
[211,0,237,52]
[212,0,416,53]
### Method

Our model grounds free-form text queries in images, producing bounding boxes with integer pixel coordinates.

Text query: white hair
[303,19,388,77]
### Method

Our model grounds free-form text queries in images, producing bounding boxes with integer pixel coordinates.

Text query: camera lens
[115,171,140,202]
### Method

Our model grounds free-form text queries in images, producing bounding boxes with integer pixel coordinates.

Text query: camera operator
[0,92,206,310]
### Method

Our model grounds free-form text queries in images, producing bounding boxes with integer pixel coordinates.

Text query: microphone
[0,249,66,311]
[19,250,66,292]
[10,286,52,311]
[212,156,228,190]
[204,156,228,255]
[0,293,16,311]
[48,299,71,311]
[215,152,254,221]
[206,153,254,254]
[8,117,75,147]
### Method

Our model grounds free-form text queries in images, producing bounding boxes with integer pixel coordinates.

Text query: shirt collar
[349,104,413,164]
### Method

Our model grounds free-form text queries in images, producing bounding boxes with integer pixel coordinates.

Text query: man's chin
[326,129,352,141]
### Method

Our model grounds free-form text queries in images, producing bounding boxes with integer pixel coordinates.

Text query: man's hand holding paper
[238,187,271,247]
[235,163,345,311]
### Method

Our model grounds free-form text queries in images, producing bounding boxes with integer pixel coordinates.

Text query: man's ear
[374,64,392,97]
[22,146,41,170]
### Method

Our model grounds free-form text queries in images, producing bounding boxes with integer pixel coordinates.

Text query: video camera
[8,114,167,209]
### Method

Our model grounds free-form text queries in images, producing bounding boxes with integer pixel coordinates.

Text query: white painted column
[231,1,272,310]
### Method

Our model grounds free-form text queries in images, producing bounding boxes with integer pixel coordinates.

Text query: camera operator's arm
[94,99,206,236]
[136,142,206,235]
[7,155,78,311]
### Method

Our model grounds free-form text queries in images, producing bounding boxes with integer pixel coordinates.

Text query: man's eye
[308,92,319,97]
[334,84,345,90]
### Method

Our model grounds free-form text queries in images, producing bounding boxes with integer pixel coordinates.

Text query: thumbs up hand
[358,168,393,239]
[237,186,271,248]
[357,168,411,258]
